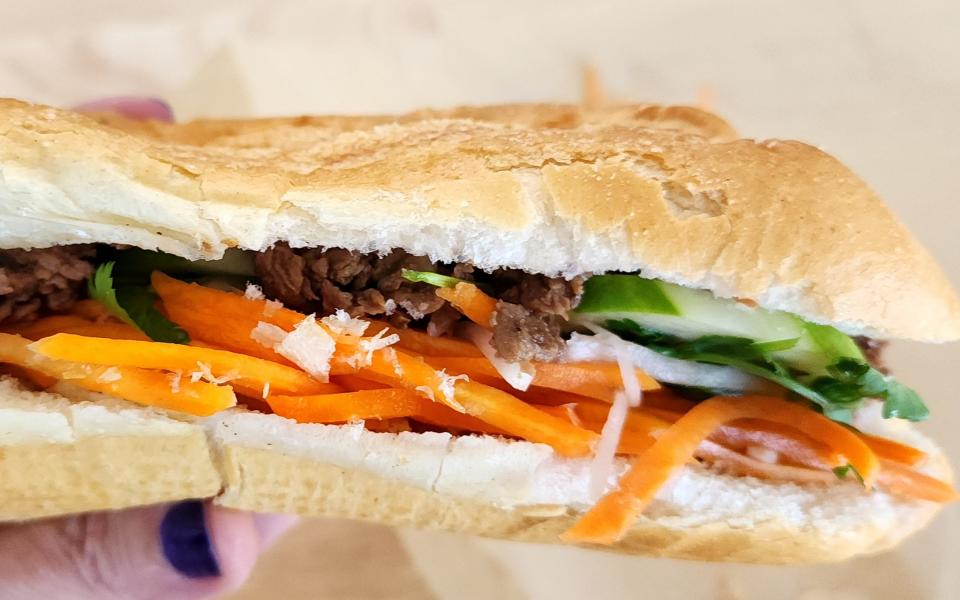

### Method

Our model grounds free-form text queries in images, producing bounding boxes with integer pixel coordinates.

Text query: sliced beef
[255,244,584,360]
[490,301,567,362]
[0,246,96,325]
[256,244,448,326]
[855,337,889,374]
[494,269,585,315]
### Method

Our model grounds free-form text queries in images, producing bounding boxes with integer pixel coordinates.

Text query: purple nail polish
[160,501,221,578]
[73,97,175,123]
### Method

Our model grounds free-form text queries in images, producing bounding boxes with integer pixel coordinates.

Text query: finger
[73,97,174,123]
[0,501,298,600]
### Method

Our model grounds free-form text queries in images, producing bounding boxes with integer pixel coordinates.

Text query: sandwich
[0,98,957,564]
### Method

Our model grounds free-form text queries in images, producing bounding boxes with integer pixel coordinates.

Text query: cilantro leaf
[832,463,865,485]
[88,262,134,325]
[604,319,929,423]
[88,262,190,344]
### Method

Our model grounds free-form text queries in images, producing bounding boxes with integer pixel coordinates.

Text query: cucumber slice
[575,275,863,374]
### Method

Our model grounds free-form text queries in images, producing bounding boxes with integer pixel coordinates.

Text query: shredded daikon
[169,370,182,393]
[384,299,397,316]
[262,381,271,399]
[347,328,400,368]
[415,385,435,402]
[244,283,265,300]
[746,445,779,464]
[383,347,404,377]
[96,366,122,383]
[250,322,287,348]
[190,361,239,385]
[437,370,469,411]
[321,309,370,337]
[564,332,772,392]
[589,390,630,501]
[251,315,336,382]
[561,404,583,428]
[263,299,282,317]
[462,323,535,391]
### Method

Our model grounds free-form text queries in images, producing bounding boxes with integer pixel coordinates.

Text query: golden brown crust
[214,445,939,565]
[0,98,957,340]
[0,433,221,520]
[0,373,946,564]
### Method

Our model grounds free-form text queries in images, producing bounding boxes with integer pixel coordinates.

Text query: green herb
[833,463,865,485]
[604,319,929,423]
[88,262,134,325]
[88,262,190,344]
[401,269,467,289]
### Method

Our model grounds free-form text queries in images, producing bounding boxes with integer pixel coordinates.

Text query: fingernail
[160,501,221,578]
[73,97,175,122]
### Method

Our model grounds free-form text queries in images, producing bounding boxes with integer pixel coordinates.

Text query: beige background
[2,1,957,598]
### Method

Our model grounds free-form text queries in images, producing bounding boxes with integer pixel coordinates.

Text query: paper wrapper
[1,1,958,598]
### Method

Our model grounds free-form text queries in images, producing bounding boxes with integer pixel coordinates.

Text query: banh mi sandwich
[0,98,958,565]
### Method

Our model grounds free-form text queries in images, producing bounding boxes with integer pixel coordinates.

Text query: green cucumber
[575,275,863,375]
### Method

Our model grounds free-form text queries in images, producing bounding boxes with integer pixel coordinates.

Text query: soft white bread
[0,99,957,341]
[0,376,946,564]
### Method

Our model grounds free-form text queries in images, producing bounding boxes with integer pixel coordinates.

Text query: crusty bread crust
[0,378,947,564]
[0,99,956,340]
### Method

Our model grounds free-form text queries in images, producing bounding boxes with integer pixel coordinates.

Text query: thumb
[0,501,298,600]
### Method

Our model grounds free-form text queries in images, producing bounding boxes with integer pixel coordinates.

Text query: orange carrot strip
[424,357,660,397]
[537,403,664,455]
[435,283,497,327]
[154,274,595,456]
[70,299,118,322]
[152,272,365,365]
[8,315,150,341]
[861,434,928,467]
[268,389,426,423]
[413,401,511,435]
[359,350,597,457]
[694,440,840,484]
[364,320,483,357]
[876,460,958,503]
[711,419,841,470]
[0,333,235,416]
[562,396,878,544]
[31,333,337,398]
[332,374,391,391]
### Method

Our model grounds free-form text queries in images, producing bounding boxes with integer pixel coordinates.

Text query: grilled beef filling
[0,245,888,369]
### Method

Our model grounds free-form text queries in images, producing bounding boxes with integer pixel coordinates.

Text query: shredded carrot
[711,419,840,470]
[152,272,367,366]
[268,389,426,423]
[8,315,150,341]
[332,374,391,391]
[360,349,597,456]
[0,333,235,416]
[424,357,660,399]
[562,395,879,544]
[70,299,118,322]
[862,434,928,467]
[537,403,664,454]
[694,440,840,484]
[31,333,338,398]
[268,386,509,435]
[877,460,958,503]
[365,320,483,357]
[150,274,595,455]
[435,283,497,327]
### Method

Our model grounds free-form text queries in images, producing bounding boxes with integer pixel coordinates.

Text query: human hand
[0,97,299,600]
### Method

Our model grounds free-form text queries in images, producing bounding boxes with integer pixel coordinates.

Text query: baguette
[0,99,955,564]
